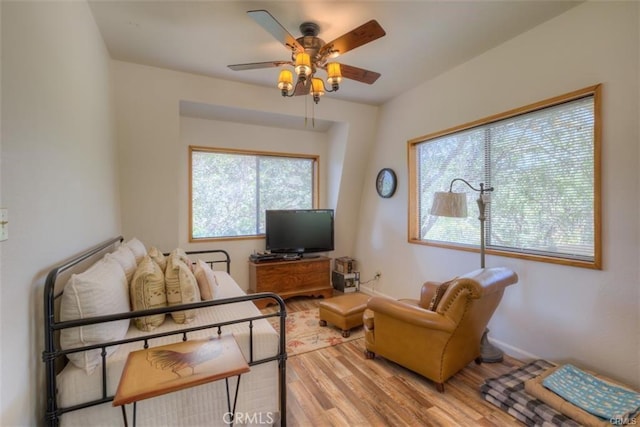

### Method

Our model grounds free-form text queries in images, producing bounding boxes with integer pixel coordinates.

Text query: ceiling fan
[228,10,386,103]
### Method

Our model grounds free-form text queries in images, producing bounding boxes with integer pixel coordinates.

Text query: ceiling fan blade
[319,20,386,58]
[228,61,292,71]
[294,79,311,96]
[247,10,304,53]
[338,64,381,84]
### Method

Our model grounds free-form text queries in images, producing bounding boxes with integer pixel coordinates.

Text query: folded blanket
[481,391,532,425]
[480,360,580,427]
[542,364,640,422]
[525,365,639,427]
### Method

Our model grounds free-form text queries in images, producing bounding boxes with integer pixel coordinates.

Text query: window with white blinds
[408,85,601,269]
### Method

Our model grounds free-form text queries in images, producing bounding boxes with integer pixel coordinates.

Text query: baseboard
[359,286,388,297]
[487,336,542,362]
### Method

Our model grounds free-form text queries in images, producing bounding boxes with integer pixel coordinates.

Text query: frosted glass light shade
[430,191,468,218]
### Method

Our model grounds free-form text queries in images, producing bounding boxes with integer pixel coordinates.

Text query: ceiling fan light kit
[229,10,386,105]
[294,52,312,78]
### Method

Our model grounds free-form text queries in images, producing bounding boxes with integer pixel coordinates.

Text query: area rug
[266,309,364,357]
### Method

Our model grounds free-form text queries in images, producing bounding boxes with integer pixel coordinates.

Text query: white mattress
[57,271,281,426]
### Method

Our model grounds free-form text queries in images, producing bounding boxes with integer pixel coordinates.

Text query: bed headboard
[44,237,232,339]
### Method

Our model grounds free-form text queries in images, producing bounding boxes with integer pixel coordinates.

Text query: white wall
[355,1,640,387]
[113,61,379,281]
[0,2,120,425]
[0,0,4,412]
[179,116,329,286]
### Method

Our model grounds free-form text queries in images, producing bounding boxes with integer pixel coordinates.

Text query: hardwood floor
[280,296,524,426]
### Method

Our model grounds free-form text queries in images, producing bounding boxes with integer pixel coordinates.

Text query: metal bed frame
[42,236,287,426]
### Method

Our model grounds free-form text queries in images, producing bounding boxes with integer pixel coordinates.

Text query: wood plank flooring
[280,296,524,426]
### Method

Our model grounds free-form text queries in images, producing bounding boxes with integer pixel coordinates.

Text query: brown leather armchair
[363,267,518,392]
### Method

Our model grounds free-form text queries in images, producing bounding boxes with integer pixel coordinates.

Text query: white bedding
[57,271,280,426]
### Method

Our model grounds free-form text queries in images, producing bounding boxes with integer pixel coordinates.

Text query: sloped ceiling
[89,1,581,106]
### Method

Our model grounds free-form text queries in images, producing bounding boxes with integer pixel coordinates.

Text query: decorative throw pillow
[170,247,193,271]
[105,246,137,284]
[193,259,218,301]
[124,238,147,264]
[165,255,200,323]
[130,256,167,331]
[428,279,454,312]
[148,246,167,272]
[59,257,130,373]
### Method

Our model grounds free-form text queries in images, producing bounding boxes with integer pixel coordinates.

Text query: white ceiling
[89,1,581,106]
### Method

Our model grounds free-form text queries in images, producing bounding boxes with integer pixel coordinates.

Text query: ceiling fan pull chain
[312,98,316,128]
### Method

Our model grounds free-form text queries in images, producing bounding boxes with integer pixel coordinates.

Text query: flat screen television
[265,209,334,255]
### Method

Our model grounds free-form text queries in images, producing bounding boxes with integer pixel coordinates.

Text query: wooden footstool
[318,293,370,337]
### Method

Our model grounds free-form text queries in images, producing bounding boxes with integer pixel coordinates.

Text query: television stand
[248,256,333,308]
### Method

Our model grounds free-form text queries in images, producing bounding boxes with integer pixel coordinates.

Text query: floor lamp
[430,178,504,363]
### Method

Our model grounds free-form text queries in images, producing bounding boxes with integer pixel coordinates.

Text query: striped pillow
[130,256,167,331]
[165,255,200,323]
[148,246,167,271]
[170,247,192,270]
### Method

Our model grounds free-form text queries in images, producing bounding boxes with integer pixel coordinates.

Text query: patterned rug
[266,308,364,357]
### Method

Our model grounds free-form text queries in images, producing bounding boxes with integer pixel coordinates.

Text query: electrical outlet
[0,209,7,241]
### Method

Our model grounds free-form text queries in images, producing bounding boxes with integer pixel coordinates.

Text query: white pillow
[105,246,137,284]
[193,259,218,301]
[59,257,130,373]
[165,256,200,324]
[124,238,147,264]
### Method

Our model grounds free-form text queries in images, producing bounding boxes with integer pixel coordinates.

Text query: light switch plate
[0,209,7,241]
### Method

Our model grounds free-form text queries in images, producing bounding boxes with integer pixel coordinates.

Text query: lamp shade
[277,69,293,91]
[326,62,342,85]
[294,52,312,77]
[430,191,468,218]
[310,78,325,97]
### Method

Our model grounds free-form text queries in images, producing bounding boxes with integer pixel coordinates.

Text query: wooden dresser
[248,256,333,308]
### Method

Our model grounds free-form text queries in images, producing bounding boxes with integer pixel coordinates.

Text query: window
[189,147,318,241]
[408,85,601,269]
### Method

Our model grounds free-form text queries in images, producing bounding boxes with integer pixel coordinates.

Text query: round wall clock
[376,168,397,198]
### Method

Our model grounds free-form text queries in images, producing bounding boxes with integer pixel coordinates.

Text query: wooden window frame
[407,85,602,269]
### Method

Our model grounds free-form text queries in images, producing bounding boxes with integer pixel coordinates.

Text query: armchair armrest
[367,296,456,333]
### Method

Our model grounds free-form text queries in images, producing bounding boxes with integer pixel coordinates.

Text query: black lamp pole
[447,179,502,362]
[448,179,494,268]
